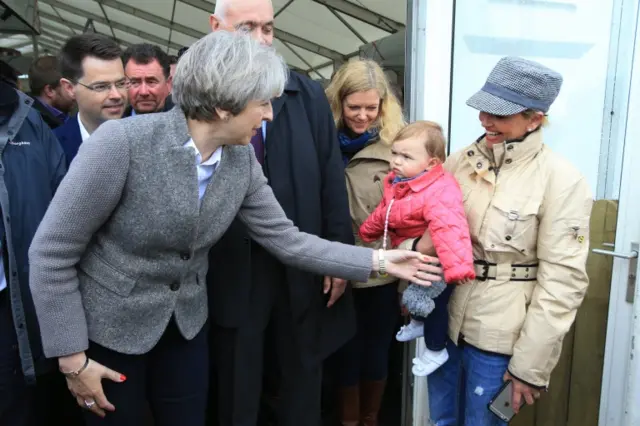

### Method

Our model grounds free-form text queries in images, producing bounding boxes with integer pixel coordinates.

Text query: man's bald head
[210,0,275,46]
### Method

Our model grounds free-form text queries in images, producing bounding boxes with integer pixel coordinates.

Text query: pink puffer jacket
[359,164,475,283]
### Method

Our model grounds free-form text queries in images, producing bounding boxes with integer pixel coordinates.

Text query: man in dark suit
[53,34,127,166]
[122,43,174,117]
[28,56,74,130]
[207,1,355,425]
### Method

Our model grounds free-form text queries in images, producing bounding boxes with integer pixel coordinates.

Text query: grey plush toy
[401,280,447,318]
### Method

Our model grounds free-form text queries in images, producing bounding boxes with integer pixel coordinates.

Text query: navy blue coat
[53,115,82,167]
[0,86,66,382]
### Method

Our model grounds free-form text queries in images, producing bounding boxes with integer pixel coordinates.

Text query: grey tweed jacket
[28,107,372,358]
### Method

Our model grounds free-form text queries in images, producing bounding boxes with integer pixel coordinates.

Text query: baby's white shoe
[411,348,449,376]
[396,319,424,342]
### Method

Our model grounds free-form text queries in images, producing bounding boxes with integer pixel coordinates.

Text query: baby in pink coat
[360,121,474,376]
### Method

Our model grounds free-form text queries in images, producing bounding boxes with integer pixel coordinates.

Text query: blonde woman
[325,58,406,426]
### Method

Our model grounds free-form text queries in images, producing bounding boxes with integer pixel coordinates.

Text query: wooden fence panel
[508,200,616,426]
[566,200,617,426]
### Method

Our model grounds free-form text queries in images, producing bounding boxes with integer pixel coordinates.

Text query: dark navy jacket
[0,83,66,383]
[53,115,82,167]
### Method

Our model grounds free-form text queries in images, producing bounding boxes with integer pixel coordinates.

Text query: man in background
[53,33,127,165]
[122,43,173,116]
[28,55,74,130]
[0,78,69,426]
[207,1,355,425]
[0,60,20,89]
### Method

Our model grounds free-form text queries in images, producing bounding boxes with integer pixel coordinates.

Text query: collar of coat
[271,71,301,121]
[465,129,544,174]
[386,163,445,195]
[348,136,390,164]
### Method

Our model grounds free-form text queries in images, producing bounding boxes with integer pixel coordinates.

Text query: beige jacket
[345,140,396,288]
[444,130,592,387]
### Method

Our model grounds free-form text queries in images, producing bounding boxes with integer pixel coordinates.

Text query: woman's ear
[527,112,544,131]
[214,107,231,122]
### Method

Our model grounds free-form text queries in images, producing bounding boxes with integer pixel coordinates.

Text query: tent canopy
[1,0,406,79]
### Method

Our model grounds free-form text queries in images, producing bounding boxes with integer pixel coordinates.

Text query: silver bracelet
[60,357,90,378]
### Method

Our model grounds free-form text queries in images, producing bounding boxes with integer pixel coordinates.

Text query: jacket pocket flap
[491,195,539,219]
[78,252,138,297]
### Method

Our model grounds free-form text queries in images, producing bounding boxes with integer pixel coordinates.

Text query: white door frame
[597,0,640,423]
[405,0,640,424]
[404,0,455,424]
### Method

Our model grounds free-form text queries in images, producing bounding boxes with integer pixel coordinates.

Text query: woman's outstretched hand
[377,250,442,285]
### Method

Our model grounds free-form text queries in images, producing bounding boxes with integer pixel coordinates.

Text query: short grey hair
[172,30,288,121]
[213,0,228,18]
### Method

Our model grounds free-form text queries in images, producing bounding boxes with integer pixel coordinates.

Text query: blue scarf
[338,129,378,165]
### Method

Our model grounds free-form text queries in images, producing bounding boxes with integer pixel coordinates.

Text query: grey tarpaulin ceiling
[1,0,406,80]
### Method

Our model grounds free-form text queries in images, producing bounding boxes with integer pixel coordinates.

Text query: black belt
[474,260,538,282]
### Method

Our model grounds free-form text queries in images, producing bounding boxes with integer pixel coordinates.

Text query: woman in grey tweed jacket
[27,31,442,425]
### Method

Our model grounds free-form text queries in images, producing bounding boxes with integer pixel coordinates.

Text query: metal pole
[31,34,39,58]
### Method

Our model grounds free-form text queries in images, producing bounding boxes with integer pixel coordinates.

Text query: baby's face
[390,136,437,179]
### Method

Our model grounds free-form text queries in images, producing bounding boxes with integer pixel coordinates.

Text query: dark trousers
[416,283,455,352]
[211,246,322,426]
[84,319,209,426]
[0,290,84,426]
[0,289,35,426]
[335,283,399,387]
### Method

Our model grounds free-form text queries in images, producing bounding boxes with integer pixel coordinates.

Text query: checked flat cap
[466,56,563,116]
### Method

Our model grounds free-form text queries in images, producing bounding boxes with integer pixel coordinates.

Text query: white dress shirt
[183,138,222,205]
[78,113,91,142]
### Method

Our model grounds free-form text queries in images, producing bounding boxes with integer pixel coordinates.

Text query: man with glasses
[122,43,174,117]
[53,34,127,166]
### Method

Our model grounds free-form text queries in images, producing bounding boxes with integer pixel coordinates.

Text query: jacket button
[505,158,513,164]
[505,235,512,241]
[476,162,483,169]
[243,237,250,244]
[467,150,474,157]
[180,252,190,260]
[507,145,514,151]
[170,282,180,291]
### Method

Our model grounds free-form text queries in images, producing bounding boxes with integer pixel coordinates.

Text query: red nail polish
[120,374,127,382]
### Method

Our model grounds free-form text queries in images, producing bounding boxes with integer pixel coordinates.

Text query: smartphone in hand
[488,380,521,423]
